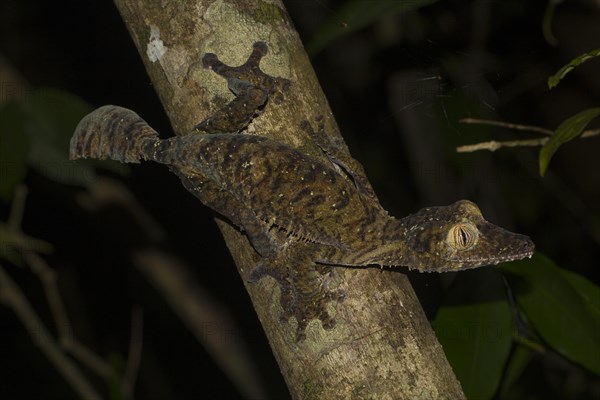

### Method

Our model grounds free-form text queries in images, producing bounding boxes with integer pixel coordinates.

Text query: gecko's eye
[448,222,478,250]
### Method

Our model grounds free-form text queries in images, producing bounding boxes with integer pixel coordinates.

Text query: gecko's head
[403,200,534,272]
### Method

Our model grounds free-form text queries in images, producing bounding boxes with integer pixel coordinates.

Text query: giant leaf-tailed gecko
[70,42,534,340]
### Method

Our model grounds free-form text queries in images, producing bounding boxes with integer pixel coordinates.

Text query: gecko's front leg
[195,41,290,134]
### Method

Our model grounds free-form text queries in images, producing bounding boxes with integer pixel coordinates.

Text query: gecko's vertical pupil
[450,223,477,250]
[460,228,468,246]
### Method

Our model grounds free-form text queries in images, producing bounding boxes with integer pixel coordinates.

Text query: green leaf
[306,0,439,56]
[548,48,600,89]
[0,102,30,201]
[559,268,600,321]
[435,268,513,400]
[541,0,561,47]
[499,344,535,399]
[539,107,600,176]
[502,253,600,375]
[19,88,128,186]
[20,88,96,186]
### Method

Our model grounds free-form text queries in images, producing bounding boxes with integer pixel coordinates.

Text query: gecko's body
[70,42,534,340]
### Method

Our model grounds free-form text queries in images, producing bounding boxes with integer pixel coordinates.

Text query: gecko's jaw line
[448,247,535,267]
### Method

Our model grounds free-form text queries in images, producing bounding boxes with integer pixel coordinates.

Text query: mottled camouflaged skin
[70,42,534,341]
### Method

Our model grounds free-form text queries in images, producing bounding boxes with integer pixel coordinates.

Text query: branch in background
[24,251,115,379]
[78,177,165,242]
[0,185,131,397]
[459,118,554,136]
[0,264,102,400]
[122,305,144,398]
[457,118,599,153]
[2,177,263,399]
[79,177,266,400]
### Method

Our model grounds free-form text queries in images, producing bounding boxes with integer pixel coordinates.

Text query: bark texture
[112,0,466,398]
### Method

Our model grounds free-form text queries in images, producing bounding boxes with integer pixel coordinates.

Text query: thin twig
[132,249,266,399]
[0,264,102,400]
[7,185,28,231]
[513,333,546,354]
[2,185,52,256]
[457,118,600,153]
[457,138,549,153]
[122,305,144,398]
[78,177,165,242]
[23,251,114,380]
[25,253,70,338]
[4,186,115,382]
[459,118,554,136]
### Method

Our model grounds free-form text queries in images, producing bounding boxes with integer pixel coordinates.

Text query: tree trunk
[112,0,466,398]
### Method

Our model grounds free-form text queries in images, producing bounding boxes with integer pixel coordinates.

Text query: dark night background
[0,0,599,399]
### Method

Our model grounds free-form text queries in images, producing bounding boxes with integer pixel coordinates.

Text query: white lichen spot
[146,25,167,63]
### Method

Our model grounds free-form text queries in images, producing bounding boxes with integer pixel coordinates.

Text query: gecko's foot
[195,42,291,134]
[248,247,345,342]
[279,281,346,342]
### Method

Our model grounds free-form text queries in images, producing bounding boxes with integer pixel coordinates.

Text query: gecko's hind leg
[177,172,279,258]
[249,243,345,341]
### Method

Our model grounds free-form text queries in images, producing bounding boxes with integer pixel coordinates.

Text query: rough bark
[112,0,466,398]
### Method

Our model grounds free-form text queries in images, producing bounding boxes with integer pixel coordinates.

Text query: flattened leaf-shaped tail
[70,105,159,163]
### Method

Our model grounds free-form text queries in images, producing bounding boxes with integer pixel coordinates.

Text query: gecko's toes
[320,318,336,331]
[328,288,346,303]
[252,41,268,56]
[246,248,344,341]
[201,53,219,69]
[248,236,280,259]
[284,284,344,341]
[294,315,332,342]
[247,262,274,283]
[295,324,308,342]
[319,288,346,331]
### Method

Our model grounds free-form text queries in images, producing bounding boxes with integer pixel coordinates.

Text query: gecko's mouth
[447,235,535,268]
[480,249,534,265]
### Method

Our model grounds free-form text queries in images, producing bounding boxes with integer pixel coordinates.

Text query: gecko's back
[159,133,377,248]
[70,105,378,250]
